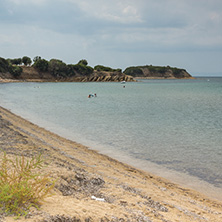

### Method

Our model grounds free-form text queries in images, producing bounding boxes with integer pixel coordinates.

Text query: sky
[1,0,222,76]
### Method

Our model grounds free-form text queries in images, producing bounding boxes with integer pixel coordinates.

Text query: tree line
[124,65,188,78]
[0,56,190,79]
[0,57,30,77]
[0,56,122,78]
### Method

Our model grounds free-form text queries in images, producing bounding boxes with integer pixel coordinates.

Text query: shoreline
[94,147,222,201]
[0,77,195,84]
[43,122,222,202]
[0,105,222,221]
[133,76,195,80]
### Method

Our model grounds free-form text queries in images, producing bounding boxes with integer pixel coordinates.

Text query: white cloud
[66,0,143,24]
[1,0,222,74]
[7,0,47,6]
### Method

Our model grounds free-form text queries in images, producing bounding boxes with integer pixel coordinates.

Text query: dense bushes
[94,65,122,73]
[0,56,97,78]
[123,66,143,76]
[171,67,186,77]
[0,57,10,73]
[78,59,88,66]
[0,57,22,77]
[22,56,32,66]
[32,58,93,77]
[94,65,113,72]
[0,56,31,78]
[46,59,93,77]
[33,58,49,72]
[7,58,22,66]
[1,56,190,79]
[7,57,32,66]
[48,59,68,77]
[72,63,94,76]
[1,56,123,79]
[9,65,23,77]
[124,65,187,77]
[148,65,167,73]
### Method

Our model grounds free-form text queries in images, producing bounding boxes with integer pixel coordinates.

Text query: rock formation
[124,65,193,79]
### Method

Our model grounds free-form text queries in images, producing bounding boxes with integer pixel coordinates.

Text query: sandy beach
[0,105,222,222]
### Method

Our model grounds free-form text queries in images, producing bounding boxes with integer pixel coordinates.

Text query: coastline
[0,106,222,221]
[133,76,195,80]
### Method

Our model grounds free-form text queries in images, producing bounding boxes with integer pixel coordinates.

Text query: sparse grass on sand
[0,152,55,217]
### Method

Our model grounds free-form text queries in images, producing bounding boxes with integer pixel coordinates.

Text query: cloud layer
[1,0,222,75]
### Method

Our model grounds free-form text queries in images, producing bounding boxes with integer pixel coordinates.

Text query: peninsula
[124,65,193,79]
[0,56,193,82]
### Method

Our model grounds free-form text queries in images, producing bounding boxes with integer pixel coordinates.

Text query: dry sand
[0,106,222,222]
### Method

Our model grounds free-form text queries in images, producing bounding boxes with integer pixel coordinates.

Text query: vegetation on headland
[0,56,193,82]
[94,65,122,73]
[0,57,23,78]
[123,65,192,79]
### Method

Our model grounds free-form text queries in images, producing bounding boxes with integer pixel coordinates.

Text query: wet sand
[0,105,222,221]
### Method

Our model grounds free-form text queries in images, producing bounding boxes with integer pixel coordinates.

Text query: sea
[0,77,222,200]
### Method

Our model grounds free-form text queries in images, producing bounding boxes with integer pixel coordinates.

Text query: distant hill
[19,66,134,82]
[0,56,193,82]
[123,65,193,79]
[0,57,134,82]
[0,66,134,82]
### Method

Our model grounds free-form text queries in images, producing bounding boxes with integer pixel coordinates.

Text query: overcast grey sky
[1,0,222,76]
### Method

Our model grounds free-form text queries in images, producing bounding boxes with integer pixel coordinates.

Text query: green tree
[76,64,93,76]
[33,59,49,72]
[94,65,121,73]
[22,56,32,66]
[33,56,41,63]
[94,65,113,72]
[11,58,22,65]
[123,66,143,76]
[9,65,23,77]
[78,59,88,66]
[116,68,122,73]
[66,64,76,77]
[48,59,68,77]
[0,57,10,73]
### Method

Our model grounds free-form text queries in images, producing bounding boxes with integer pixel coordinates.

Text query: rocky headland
[0,57,193,83]
[0,66,134,83]
[124,65,193,79]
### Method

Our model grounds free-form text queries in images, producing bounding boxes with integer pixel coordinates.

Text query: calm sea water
[0,77,222,197]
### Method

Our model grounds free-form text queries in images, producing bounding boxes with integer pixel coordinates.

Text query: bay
[0,77,222,198]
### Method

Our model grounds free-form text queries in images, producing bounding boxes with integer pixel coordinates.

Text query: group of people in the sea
[88,93,97,98]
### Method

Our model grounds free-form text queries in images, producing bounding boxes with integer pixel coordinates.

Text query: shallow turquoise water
[0,78,222,191]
